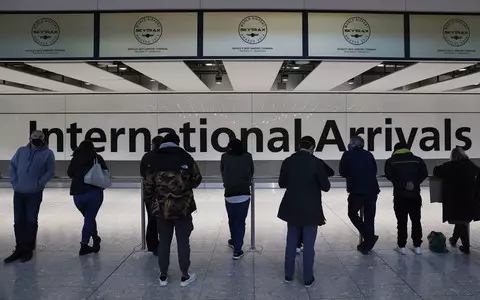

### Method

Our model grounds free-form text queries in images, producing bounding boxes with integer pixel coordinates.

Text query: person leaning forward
[278,136,331,288]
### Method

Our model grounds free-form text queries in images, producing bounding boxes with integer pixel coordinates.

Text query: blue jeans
[225,199,250,252]
[13,191,43,251]
[285,224,318,281]
[73,189,104,244]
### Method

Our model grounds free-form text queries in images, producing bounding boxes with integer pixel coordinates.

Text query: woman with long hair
[433,147,480,254]
[67,140,109,256]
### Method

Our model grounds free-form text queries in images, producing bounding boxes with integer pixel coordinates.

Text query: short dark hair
[350,136,365,149]
[163,132,180,145]
[151,135,164,148]
[299,136,316,150]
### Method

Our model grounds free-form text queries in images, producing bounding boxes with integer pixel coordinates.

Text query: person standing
[433,147,480,254]
[278,136,331,287]
[385,143,428,255]
[339,136,380,255]
[67,140,108,256]
[221,139,254,260]
[143,132,202,287]
[4,130,55,263]
[140,135,164,255]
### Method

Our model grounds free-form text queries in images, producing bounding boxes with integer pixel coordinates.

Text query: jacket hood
[227,140,246,156]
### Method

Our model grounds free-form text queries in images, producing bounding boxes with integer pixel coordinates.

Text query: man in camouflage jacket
[143,132,202,287]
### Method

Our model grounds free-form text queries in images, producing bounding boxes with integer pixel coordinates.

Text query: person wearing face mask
[140,135,164,255]
[4,130,55,263]
[278,136,331,287]
[339,136,380,255]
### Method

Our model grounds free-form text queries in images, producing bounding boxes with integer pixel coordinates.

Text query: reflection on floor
[1,188,480,299]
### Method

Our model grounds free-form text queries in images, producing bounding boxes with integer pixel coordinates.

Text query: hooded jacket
[9,143,55,193]
[67,151,108,196]
[385,148,428,200]
[220,143,254,198]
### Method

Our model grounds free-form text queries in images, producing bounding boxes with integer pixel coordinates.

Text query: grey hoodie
[9,144,55,193]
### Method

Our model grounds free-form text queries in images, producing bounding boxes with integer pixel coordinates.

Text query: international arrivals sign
[0,14,94,59]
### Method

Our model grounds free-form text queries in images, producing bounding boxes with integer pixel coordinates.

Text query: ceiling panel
[223,61,283,91]
[355,62,474,92]
[0,84,32,93]
[0,66,87,92]
[28,63,149,93]
[412,72,480,93]
[124,61,209,92]
[295,61,380,91]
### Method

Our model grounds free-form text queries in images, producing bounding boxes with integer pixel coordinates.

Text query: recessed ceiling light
[215,74,222,84]
[348,79,355,85]
[459,68,467,71]
[377,64,384,67]
[205,62,215,66]
[292,66,300,70]
[281,74,288,82]
[85,82,91,86]
[119,67,127,71]
[150,79,155,82]
[295,61,310,65]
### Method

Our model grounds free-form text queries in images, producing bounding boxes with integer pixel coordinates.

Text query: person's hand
[406,181,414,191]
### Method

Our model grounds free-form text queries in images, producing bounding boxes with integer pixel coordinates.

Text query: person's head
[450,147,468,161]
[163,132,180,146]
[29,130,46,148]
[151,135,164,150]
[72,140,96,156]
[299,136,316,154]
[227,139,245,155]
[394,142,410,152]
[348,136,364,151]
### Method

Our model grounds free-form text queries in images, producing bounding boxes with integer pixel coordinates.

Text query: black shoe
[459,246,470,254]
[92,236,101,253]
[305,277,315,288]
[152,250,158,257]
[449,237,457,247]
[4,250,23,264]
[20,251,33,263]
[228,239,234,250]
[79,243,95,256]
[233,250,245,260]
[368,235,379,251]
[357,245,369,255]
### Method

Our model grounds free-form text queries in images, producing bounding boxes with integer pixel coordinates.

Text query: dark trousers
[394,198,422,248]
[13,191,43,252]
[145,202,159,252]
[73,189,103,244]
[348,194,377,249]
[157,216,194,276]
[285,224,317,281]
[298,230,304,248]
[452,223,470,248]
[225,199,250,252]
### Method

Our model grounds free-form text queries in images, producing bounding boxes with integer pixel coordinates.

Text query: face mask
[31,139,43,147]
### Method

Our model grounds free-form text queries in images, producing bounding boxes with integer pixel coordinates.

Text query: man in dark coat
[221,139,254,260]
[433,147,480,254]
[278,136,331,287]
[339,136,380,255]
[385,142,428,255]
[140,135,164,255]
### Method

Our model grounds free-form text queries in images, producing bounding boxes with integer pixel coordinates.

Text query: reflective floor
[1,188,480,300]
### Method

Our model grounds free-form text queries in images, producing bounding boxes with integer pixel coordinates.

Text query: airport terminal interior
[3,0,480,299]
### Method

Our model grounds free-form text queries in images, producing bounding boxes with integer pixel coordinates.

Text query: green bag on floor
[427,231,448,253]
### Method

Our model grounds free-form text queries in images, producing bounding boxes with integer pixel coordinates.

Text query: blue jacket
[339,148,380,196]
[9,144,55,193]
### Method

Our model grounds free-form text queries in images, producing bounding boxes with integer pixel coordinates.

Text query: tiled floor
[1,188,480,299]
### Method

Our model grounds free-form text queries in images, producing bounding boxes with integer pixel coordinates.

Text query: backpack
[427,231,448,253]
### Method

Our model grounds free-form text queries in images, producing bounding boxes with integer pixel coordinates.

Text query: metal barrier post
[250,181,256,250]
[141,181,146,251]
[358,207,364,245]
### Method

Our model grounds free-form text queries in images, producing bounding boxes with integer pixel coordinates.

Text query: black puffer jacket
[67,152,108,196]
[220,141,254,197]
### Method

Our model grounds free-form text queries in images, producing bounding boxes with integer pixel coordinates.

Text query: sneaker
[158,274,168,287]
[305,277,315,288]
[4,250,23,264]
[233,250,245,260]
[415,247,422,255]
[180,273,197,287]
[228,239,234,250]
[399,247,406,255]
[20,251,33,263]
[284,277,293,284]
